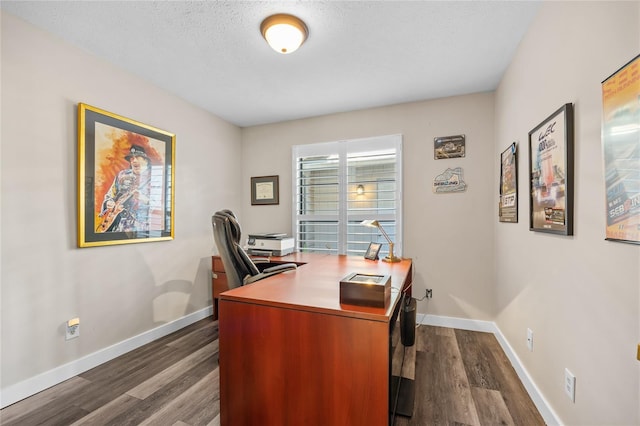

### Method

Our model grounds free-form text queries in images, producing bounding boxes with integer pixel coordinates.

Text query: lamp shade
[260,14,308,54]
[361,219,380,228]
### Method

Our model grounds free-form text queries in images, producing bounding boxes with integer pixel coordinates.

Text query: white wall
[0,11,242,397]
[241,93,497,322]
[494,2,640,425]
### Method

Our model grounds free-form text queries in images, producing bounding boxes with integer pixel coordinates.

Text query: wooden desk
[211,252,315,320]
[218,253,413,426]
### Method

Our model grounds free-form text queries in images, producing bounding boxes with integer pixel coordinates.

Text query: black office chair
[212,210,297,289]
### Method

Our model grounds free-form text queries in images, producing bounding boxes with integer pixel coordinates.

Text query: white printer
[246,233,295,256]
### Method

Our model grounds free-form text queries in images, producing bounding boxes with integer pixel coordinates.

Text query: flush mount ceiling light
[260,13,308,54]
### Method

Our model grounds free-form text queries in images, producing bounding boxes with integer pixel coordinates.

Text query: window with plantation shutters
[292,135,402,257]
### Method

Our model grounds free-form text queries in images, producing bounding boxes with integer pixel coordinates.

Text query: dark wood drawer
[213,272,229,297]
[213,257,225,272]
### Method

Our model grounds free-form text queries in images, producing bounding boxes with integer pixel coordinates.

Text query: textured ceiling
[2,1,540,127]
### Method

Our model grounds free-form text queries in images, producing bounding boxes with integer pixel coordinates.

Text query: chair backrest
[212,210,259,289]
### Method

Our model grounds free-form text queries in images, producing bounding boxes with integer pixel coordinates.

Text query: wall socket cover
[66,318,80,340]
[564,368,576,402]
[526,328,533,351]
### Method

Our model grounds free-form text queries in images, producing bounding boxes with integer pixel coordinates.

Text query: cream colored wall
[3,3,639,423]
[241,93,497,321]
[0,12,242,390]
[494,2,640,425]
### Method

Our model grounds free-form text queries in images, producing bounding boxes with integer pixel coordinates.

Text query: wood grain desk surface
[219,252,413,322]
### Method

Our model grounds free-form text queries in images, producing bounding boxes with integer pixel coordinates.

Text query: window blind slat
[293,136,402,255]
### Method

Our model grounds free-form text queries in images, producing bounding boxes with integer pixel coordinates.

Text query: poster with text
[528,104,574,235]
[499,142,518,223]
[602,54,640,244]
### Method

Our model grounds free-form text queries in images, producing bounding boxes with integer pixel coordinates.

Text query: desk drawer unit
[217,254,413,426]
[219,299,390,425]
[211,256,228,320]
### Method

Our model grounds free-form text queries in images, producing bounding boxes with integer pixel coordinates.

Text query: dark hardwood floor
[1,317,544,426]
[392,325,545,426]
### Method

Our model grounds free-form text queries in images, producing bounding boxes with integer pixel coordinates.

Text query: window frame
[291,134,403,256]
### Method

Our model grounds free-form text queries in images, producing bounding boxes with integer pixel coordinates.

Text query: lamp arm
[376,224,393,245]
[377,224,399,262]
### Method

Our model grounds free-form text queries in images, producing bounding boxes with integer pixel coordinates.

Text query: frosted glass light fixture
[260,14,308,54]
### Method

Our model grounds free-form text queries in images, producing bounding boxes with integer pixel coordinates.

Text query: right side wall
[494,2,639,425]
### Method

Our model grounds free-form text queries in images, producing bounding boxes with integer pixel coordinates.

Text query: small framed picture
[251,175,279,205]
[364,242,382,260]
[434,134,465,159]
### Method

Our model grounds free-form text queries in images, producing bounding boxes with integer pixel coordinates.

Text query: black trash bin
[400,296,416,347]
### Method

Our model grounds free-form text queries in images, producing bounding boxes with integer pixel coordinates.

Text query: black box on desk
[339,273,391,308]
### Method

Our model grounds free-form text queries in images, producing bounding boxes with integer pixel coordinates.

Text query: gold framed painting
[77,103,176,247]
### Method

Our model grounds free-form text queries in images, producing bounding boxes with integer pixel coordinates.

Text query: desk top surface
[219,253,413,322]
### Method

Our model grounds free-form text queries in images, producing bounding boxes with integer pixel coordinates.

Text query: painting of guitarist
[94,124,166,234]
[78,103,175,247]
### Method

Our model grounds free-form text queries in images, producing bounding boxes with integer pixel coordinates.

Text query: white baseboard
[417,314,562,426]
[2,308,561,425]
[0,306,213,409]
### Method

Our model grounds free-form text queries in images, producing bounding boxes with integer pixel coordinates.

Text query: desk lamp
[361,220,401,263]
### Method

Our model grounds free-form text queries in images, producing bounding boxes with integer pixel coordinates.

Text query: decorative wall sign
[499,142,518,223]
[433,167,467,193]
[434,135,465,159]
[251,175,279,205]
[528,103,574,235]
[601,54,640,244]
[78,103,176,247]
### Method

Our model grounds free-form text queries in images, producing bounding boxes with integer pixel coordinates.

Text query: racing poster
[528,103,574,235]
[499,142,518,223]
[602,54,640,244]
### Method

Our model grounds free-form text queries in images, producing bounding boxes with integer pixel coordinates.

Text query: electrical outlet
[66,318,80,340]
[526,328,533,351]
[564,368,576,402]
[426,289,433,299]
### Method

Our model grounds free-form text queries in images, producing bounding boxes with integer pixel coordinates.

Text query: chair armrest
[262,263,297,274]
[255,261,296,272]
[244,263,297,285]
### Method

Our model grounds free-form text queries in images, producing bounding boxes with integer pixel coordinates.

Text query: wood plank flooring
[1,317,544,426]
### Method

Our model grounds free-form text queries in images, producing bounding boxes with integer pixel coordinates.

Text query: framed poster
[528,103,574,235]
[434,134,465,159]
[499,142,518,223]
[602,54,640,244]
[78,103,175,247]
[251,175,279,205]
